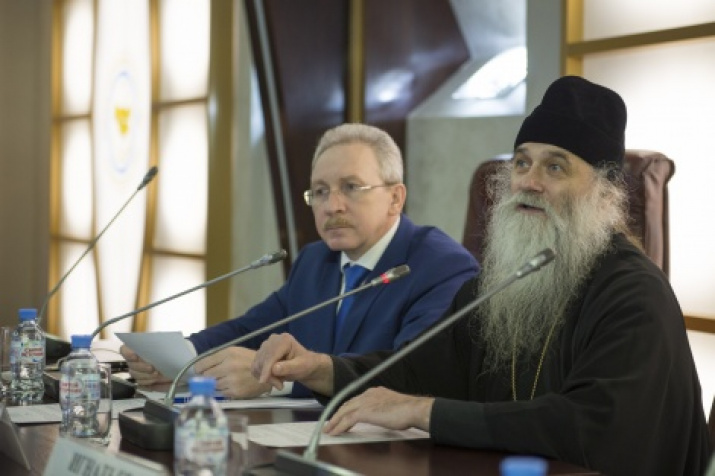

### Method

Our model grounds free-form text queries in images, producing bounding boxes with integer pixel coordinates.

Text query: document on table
[6,398,147,424]
[244,421,429,447]
[115,331,196,380]
[139,390,322,410]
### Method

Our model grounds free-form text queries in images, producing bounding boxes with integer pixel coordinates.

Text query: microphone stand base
[117,399,179,451]
[246,450,361,476]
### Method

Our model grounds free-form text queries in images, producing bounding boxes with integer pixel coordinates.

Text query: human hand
[323,386,434,435]
[194,347,271,399]
[251,333,333,395]
[119,344,171,386]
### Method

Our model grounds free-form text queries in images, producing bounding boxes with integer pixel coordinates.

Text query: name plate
[44,437,169,476]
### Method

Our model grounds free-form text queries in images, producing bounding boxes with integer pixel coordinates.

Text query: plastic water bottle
[59,334,101,438]
[9,308,45,402]
[174,376,230,475]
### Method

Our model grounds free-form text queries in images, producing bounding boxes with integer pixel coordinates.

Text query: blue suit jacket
[188,215,479,394]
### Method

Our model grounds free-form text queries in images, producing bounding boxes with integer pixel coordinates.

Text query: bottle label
[60,372,101,401]
[12,339,44,363]
[175,423,229,467]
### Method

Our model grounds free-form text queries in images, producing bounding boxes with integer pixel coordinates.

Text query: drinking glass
[230,414,250,473]
[89,363,113,446]
[62,361,113,445]
[0,326,13,398]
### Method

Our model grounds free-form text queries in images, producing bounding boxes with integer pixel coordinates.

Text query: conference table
[3,402,600,475]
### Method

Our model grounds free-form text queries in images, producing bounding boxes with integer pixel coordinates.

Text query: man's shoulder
[391,221,479,280]
[597,234,664,277]
[402,220,476,259]
[300,239,331,253]
[584,233,673,303]
[290,241,338,271]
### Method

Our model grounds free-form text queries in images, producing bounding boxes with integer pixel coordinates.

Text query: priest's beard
[475,167,628,372]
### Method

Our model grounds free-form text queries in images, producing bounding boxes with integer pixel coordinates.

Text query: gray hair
[312,123,404,183]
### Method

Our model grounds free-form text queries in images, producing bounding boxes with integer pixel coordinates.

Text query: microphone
[516,248,555,278]
[90,249,287,339]
[162,264,410,404]
[40,166,159,357]
[39,166,159,326]
[117,264,411,450]
[43,250,287,407]
[137,166,158,189]
[272,249,556,475]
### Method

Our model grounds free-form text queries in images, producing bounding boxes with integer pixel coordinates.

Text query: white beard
[474,167,627,371]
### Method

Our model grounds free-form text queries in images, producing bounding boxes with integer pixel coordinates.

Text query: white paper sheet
[7,398,147,424]
[244,421,429,447]
[115,331,196,380]
[218,397,321,411]
[139,390,322,410]
[8,396,319,424]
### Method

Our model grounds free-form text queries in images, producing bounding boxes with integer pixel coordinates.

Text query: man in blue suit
[121,123,479,397]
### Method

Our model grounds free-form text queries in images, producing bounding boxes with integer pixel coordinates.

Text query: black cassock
[328,234,711,476]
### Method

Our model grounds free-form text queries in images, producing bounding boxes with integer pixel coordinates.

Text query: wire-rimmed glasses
[303,183,393,207]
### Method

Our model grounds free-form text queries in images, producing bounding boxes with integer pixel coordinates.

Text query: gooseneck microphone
[45,250,285,402]
[515,248,555,278]
[137,166,159,189]
[119,264,410,451]
[273,249,556,474]
[38,166,159,326]
[162,264,411,404]
[90,249,287,339]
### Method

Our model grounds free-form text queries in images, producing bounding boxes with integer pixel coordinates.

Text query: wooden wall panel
[363,0,469,153]
[245,0,467,262]
[245,0,349,265]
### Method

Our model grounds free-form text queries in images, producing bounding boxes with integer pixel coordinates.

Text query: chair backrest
[461,150,675,276]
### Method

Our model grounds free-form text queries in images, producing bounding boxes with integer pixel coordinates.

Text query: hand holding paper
[116,331,196,383]
[117,332,275,399]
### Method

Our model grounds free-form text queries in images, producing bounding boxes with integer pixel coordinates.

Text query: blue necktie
[335,264,369,339]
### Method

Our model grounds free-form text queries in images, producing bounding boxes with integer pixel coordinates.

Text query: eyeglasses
[303,183,393,207]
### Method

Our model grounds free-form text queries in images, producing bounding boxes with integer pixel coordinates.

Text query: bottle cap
[500,456,548,476]
[18,308,38,322]
[70,334,92,349]
[188,376,217,396]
